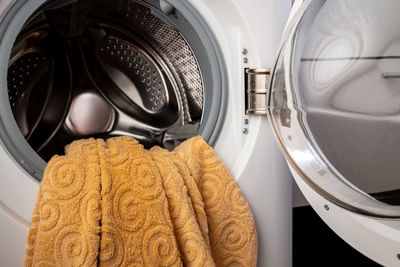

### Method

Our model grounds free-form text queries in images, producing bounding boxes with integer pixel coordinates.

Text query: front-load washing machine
[0,0,399,266]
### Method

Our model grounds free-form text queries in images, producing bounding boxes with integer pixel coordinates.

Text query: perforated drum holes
[98,37,167,112]
[0,0,226,180]
[6,0,205,160]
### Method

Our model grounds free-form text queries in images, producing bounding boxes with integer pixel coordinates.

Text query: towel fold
[25,136,257,266]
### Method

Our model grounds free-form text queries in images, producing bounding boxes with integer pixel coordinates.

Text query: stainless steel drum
[7,0,205,161]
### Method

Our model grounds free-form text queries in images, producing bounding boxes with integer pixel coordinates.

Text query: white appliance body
[2,0,400,266]
[0,0,293,266]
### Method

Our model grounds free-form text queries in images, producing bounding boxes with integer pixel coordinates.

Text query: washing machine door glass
[269,0,400,217]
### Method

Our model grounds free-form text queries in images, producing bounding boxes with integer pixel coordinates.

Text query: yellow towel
[25,136,257,266]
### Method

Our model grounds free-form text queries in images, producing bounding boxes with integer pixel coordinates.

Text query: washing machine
[0,0,399,266]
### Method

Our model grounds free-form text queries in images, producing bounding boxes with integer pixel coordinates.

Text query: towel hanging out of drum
[24,136,257,266]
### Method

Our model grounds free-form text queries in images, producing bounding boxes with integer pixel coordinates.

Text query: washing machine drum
[1,0,225,180]
[8,0,204,161]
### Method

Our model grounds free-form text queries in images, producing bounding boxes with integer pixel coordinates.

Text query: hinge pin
[245,68,270,115]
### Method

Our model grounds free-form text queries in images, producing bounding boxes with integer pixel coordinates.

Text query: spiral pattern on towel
[181,232,208,266]
[160,196,172,227]
[100,225,123,266]
[223,256,246,267]
[142,225,179,266]
[216,218,248,252]
[25,136,257,266]
[80,191,101,232]
[54,225,88,266]
[113,184,146,231]
[105,139,131,166]
[164,179,190,229]
[46,157,84,200]
[39,198,60,231]
[224,181,248,214]
[194,138,220,168]
[200,173,223,210]
[130,158,162,200]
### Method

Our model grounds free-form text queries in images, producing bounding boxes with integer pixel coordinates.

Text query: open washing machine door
[268,0,400,265]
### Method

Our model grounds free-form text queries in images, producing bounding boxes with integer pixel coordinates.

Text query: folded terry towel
[25,136,257,266]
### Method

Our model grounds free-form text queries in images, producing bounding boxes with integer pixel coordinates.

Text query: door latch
[245,68,270,115]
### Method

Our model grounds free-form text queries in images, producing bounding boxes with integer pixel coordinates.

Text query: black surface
[371,189,400,205]
[293,206,382,267]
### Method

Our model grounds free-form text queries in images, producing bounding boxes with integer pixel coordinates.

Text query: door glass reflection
[294,0,400,204]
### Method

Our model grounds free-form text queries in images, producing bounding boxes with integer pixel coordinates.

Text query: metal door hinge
[245,68,270,115]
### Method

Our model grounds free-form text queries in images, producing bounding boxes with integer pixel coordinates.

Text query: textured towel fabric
[25,136,257,266]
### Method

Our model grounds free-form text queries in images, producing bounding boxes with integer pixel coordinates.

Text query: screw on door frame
[323,204,329,211]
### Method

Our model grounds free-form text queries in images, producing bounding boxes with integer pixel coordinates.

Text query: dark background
[293,206,382,267]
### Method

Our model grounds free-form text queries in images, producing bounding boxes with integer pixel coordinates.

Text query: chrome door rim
[269,0,400,218]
